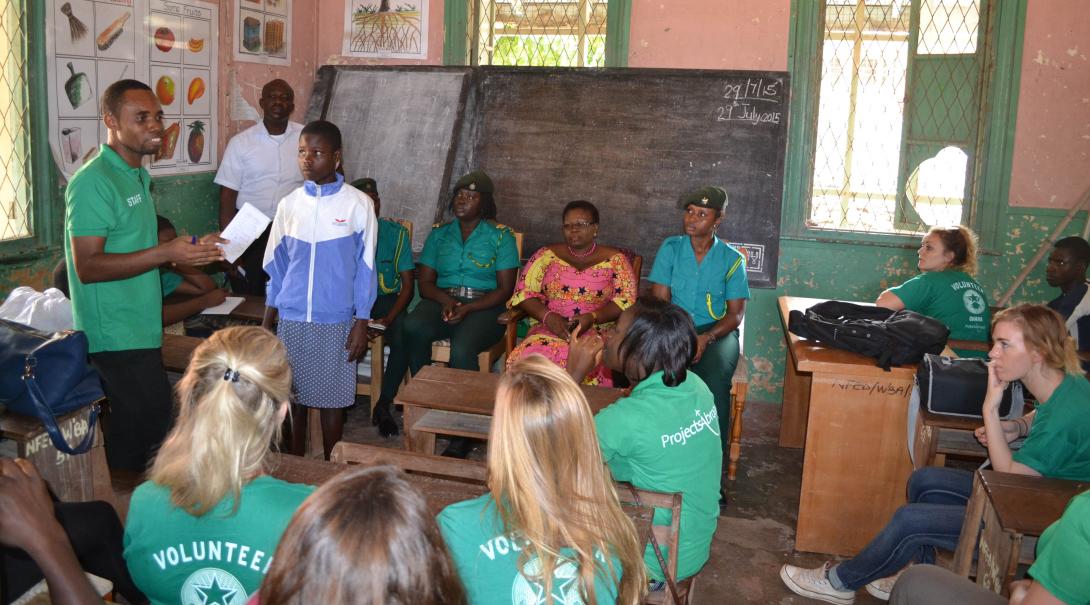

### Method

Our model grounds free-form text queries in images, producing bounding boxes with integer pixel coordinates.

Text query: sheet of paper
[199,296,245,316]
[219,202,272,263]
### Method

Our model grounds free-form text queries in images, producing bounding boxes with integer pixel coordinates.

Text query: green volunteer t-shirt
[594,371,722,580]
[64,145,163,353]
[889,270,990,356]
[438,493,622,605]
[123,475,314,605]
[418,220,520,290]
[376,218,415,295]
[160,270,183,298]
[1014,374,1090,481]
[1028,490,1090,605]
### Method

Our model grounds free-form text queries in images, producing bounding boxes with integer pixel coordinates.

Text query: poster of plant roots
[342,0,428,59]
[46,0,219,179]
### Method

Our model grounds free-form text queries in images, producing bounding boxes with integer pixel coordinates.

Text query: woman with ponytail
[781,305,1090,604]
[123,326,314,605]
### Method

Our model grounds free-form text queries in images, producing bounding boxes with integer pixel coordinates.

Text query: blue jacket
[263,175,377,323]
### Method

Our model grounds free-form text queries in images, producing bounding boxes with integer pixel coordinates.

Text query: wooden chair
[615,484,696,605]
[331,441,487,483]
[498,249,643,364]
[726,246,751,481]
[431,229,523,373]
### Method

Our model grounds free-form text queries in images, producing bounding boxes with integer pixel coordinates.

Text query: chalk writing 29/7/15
[722,77,781,102]
[716,103,782,125]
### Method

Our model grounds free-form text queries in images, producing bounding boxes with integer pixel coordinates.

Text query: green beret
[454,171,494,195]
[678,186,728,213]
[350,177,378,196]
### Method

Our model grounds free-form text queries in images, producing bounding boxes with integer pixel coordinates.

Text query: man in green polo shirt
[65,79,224,471]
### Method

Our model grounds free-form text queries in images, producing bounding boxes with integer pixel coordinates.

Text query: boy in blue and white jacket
[262,120,377,459]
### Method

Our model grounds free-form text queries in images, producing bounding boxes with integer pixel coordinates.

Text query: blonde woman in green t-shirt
[438,356,647,605]
[123,327,315,604]
[876,225,991,353]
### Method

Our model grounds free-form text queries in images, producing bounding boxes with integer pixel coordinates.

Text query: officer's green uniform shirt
[1028,489,1090,605]
[65,145,162,353]
[648,236,750,330]
[889,270,990,355]
[418,220,520,290]
[376,218,414,295]
[1013,374,1090,481]
[438,494,622,605]
[594,371,722,581]
[123,476,315,605]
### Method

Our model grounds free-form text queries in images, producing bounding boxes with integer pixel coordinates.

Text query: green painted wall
[744,208,1090,402]
[0,171,219,293]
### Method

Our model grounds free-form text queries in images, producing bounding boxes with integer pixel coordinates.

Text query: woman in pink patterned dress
[506,201,637,385]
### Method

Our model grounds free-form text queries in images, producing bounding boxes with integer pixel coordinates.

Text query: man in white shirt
[214,79,304,295]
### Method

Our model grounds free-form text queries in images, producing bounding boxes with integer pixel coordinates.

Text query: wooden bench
[952,470,1087,596]
[0,404,116,511]
[161,333,203,373]
[395,366,624,454]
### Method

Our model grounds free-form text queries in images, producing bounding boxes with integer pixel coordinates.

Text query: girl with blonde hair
[260,466,465,605]
[123,326,315,604]
[782,304,1090,604]
[438,355,646,605]
[877,225,991,356]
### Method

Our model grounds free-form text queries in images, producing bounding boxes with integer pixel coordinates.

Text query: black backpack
[787,301,950,370]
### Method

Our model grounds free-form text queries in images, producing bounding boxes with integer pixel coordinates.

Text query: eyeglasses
[563,221,595,231]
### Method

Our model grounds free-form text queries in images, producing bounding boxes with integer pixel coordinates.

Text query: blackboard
[308,66,789,287]
[306,66,472,253]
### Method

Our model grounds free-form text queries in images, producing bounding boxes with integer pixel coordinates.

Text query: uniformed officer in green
[386,171,519,453]
[65,79,224,471]
[648,186,750,468]
[350,178,415,437]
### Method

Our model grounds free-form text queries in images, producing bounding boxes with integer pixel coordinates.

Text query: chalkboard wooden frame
[307,65,789,288]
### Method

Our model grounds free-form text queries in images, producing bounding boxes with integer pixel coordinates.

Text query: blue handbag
[0,318,103,454]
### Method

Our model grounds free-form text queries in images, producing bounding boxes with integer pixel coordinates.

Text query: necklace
[568,242,597,258]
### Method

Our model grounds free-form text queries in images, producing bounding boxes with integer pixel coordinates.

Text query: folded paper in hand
[218,203,271,263]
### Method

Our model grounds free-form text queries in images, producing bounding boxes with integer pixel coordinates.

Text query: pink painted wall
[1008,0,1090,209]
[215,0,320,148]
[627,0,790,70]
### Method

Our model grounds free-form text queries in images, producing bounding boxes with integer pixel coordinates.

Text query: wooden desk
[230,294,267,323]
[395,366,625,454]
[0,405,116,510]
[953,470,1087,596]
[161,333,203,372]
[778,296,917,556]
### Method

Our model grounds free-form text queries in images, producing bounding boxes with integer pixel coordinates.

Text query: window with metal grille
[786,0,1025,243]
[446,0,630,67]
[0,0,32,243]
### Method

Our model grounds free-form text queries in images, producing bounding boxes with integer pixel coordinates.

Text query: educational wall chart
[46,0,219,179]
[234,0,291,66]
[342,0,427,59]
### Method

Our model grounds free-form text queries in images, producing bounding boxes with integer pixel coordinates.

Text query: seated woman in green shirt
[123,327,315,604]
[569,297,722,589]
[877,225,990,357]
[648,186,749,462]
[385,171,519,454]
[438,355,646,605]
[889,489,1090,605]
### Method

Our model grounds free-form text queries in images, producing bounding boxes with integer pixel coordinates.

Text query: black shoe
[372,404,399,437]
[719,487,729,509]
[441,437,474,459]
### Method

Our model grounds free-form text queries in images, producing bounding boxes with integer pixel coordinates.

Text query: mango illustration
[155,75,174,106]
[187,77,205,105]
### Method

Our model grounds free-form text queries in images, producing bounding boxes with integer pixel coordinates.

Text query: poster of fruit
[233,0,291,66]
[342,0,427,59]
[46,0,218,179]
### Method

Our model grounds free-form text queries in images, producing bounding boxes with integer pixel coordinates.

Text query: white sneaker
[780,562,856,605]
[864,567,907,601]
